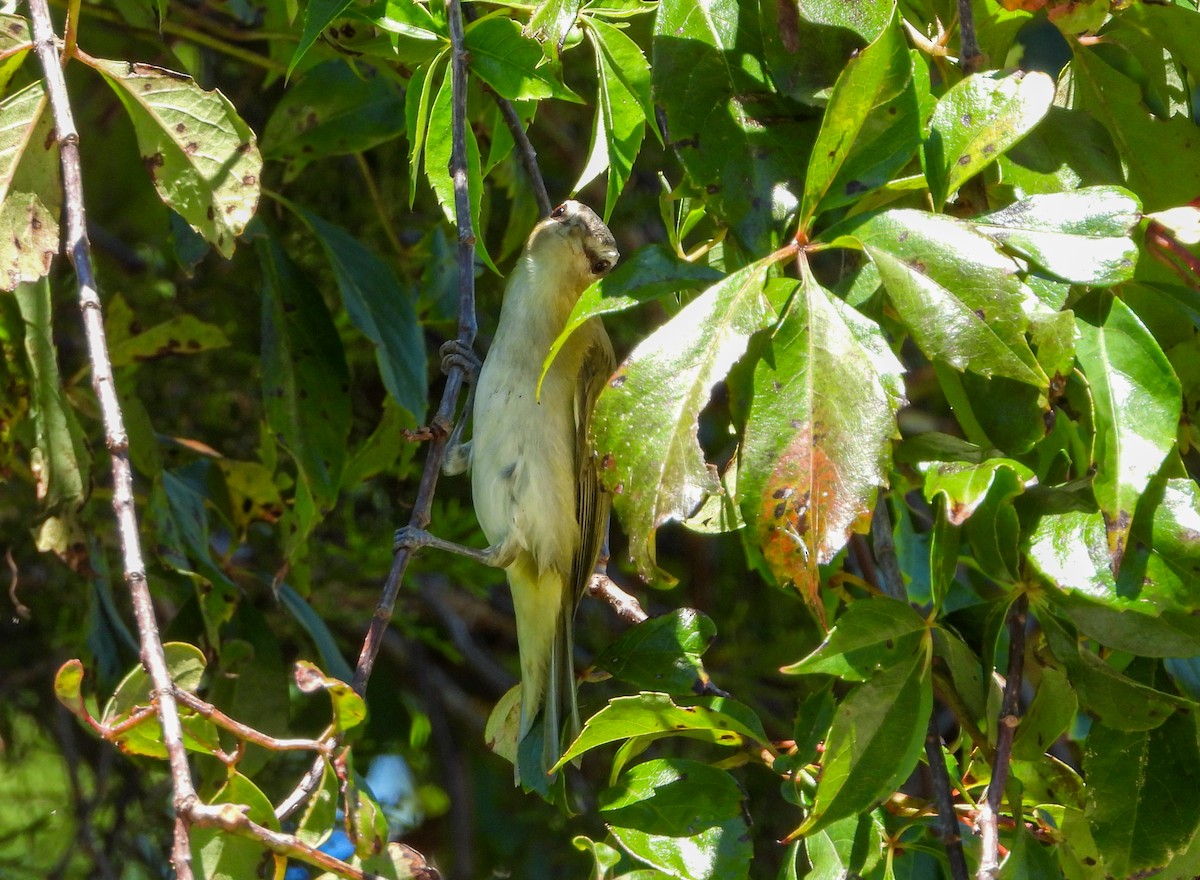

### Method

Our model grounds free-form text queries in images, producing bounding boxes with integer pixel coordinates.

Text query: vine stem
[27,1,198,876]
[275,0,478,824]
[977,593,1029,879]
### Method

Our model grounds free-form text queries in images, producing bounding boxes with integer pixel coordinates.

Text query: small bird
[397,200,618,779]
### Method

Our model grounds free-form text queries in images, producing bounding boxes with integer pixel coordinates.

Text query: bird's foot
[393,526,434,554]
[439,339,481,381]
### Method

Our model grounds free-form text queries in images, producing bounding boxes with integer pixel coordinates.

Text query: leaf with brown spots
[850,209,1048,387]
[0,81,60,291]
[0,13,31,94]
[593,257,777,584]
[85,57,261,259]
[739,261,904,613]
[923,69,1053,208]
[106,313,230,367]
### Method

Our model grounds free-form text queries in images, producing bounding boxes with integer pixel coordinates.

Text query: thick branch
[27,2,198,876]
[977,593,1028,880]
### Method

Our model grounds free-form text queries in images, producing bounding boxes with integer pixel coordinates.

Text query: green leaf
[258,237,351,514]
[970,187,1140,286]
[0,14,31,94]
[593,257,776,584]
[294,207,427,420]
[107,314,231,367]
[800,647,932,834]
[297,758,340,849]
[1028,487,1200,657]
[783,597,925,681]
[423,68,496,272]
[997,106,1123,198]
[103,642,207,725]
[920,457,1036,526]
[540,244,723,393]
[592,608,716,695]
[1084,714,1200,879]
[575,18,649,219]
[14,279,88,514]
[924,69,1054,207]
[192,770,284,880]
[294,660,367,733]
[851,210,1045,387]
[1074,293,1180,571]
[528,0,583,55]
[574,834,623,880]
[0,81,59,291]
[803,813,885,880]
[53,659,92,722]
[89,58,261,258]
[652,0,812,252]
[739,266,904,603]
[558,693,769,767]
[289,0,354,75]
[262,60,406,182]
[404,51,446,202]
[799,10,912,231]
[1041,614,1186,730]
[278,584,356,683]
[1071,45,1200,211]
[154,470,239,646]
[601,759,750,880]
[465,16,581,102]
[1012,665,1076,761]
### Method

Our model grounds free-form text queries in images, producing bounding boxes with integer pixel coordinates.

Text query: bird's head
[526,201,619,292]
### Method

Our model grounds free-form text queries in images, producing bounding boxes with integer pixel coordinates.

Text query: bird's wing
[570,323,616,601]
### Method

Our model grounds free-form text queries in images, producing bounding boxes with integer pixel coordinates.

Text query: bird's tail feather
[509,559,579,778]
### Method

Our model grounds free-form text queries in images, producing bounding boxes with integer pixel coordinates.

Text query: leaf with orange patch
[739,261,905,613]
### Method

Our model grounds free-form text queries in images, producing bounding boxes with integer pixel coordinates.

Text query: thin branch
[957,0,982,75]
[926,722,970,880]
[489,90,552,217]
[277,0,481,823]
[977,593,1029,880]
[6,547,30,619]
[27,2,198,877]
[173,689,335,753]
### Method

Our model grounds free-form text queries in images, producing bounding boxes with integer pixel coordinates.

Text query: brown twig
[957,0,982,75]
[275,0,480,823]
[869,496,907,601]
[28,2,200,876]
[977,593,1028,880]
[489,91,552,217]
[926,722,970,880]
[587,571,648,624]
[173,689,335,753]
[6,547,30,619]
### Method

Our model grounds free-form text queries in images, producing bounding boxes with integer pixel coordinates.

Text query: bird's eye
[550,204,567,219]
[591,259,610,275]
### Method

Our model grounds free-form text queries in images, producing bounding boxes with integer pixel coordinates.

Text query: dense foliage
[4,0,1200,878]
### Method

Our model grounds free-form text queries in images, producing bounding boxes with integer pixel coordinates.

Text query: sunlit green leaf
[294,660,367,733]
[851,210,1046,387]
[800,647,931,834]
[595,257,777,583]
[592,608,716,695]
[971,186,1140,285]
[1074,292,1180,571]
[466,16,581,102]
[920,457,1035,526]
[799,9,912,230]
[924,69,1054,207]
[0,82,59,291]
[782,597,925,681]
[601,759,750,880]
[88,58,261,258]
